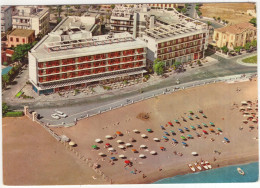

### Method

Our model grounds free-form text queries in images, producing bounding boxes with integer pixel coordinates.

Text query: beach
[2,78,258,185]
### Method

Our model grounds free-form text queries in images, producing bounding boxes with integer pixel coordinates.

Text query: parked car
[51,114,60,119]
[55,110,68,118]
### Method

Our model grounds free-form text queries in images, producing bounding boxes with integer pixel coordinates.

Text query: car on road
[55,110,68,118]
[51,114,60,119]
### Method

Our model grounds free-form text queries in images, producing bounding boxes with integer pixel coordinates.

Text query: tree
[234,46,243,54]
[2,103,9,115]
[56,5,62,18]
[65,5,71,13]
[181,8,187,14]
[207,21,212,26]
[244,42,251,51]
[213,16,216,20]
[176,8,181,13]
[217,17,221,22]
[153,59,165,75]
[172,61,182,71]
[251,40,257,48]
[249,18,256,27]
[11,43,35,62]
[111,4,115,9]
[221,46,229,54]
[74,5,80,9]
[2,74,10,88]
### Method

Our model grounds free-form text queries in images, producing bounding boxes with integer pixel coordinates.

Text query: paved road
[34,52,257,125]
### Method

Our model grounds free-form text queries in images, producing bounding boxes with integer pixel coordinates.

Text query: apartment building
[142,9,209,67]
[12,6,50,36]
[1,6,12,33]
[7,29,35,48]
[213,22,257,50]
[147,3,185,9]
[29,18,147,95]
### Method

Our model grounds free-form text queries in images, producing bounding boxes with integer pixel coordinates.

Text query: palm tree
[106,14,111,24]
[56,5,62,18]
[65,5,71,14]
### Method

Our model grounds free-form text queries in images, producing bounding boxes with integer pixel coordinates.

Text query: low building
[142,9,209,67]
[213,22,257,50]
[7,29,35,48]
[28,18,147,95]
[1,6,13,33]
[12,6,50,36]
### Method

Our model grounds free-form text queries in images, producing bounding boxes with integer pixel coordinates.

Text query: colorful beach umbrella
[175,119,179,123]
[199,110,203,113]
[202,123,208,127]
[184,127,189,131]
[209,128,214,132]
[170,130,176,135]
[172,138,178,143]
[202,114,207,118]
[92,145,98,149]
[210,122,214,126]
[95,139,102,143]
[132,149,137,152]
[160,147,165,149]
[160,125,165,130]
[105,143,110,146]
[116,131,122,135]
[105,135,113,139]
[168,122,173,126]
[181,136,186,140]
[189,111,194,114]
[111,157,116,160]
[187,134,193,138]
[150,151,157,155]
[124,160,131,164]
[133,129,139,133]
[147,129,152,132]
[178,129,184,133]
[153,138,160,141]
[197,124,202,128]
[224,137,229,142]
[217,128,222,132]
[163,136,168,140]
[202,130,208,134]
[188,116,193,120]
[182,142,187,146]
[190,126,196,130]
[164,131,170,136]
[195,115,199,119]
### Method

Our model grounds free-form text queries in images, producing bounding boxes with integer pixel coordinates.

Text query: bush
[4,111,24,117]
[3,62,8,66]
[167,8,173,11]
[144,75,150,80]
[103,86,112,90]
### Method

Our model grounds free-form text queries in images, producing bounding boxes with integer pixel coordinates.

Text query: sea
[153,162,259,184]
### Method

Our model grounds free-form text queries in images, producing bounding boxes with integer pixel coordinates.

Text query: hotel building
[12,6,50,36]
[29,18,147,95]
[142,9,209,67]
[7,29,35,48]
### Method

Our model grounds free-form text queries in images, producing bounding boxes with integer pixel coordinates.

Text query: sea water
[153,162,259,184]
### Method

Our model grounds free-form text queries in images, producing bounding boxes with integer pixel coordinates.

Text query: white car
[55,110,68,118]
[51,113,60,119]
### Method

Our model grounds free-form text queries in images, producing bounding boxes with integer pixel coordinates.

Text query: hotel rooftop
[30,17,146,62]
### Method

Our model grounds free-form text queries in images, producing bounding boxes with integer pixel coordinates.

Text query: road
[34,52,257,125]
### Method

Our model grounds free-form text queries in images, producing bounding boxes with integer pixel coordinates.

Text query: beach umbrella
[92,145,98,149]
[178,129,184,133]
[198,110,203,113]
[209,128,214,132]
[196,132,201,137]
[132,149,137,153]
[252,119,258,122]
[241,101,247,105]
[141,134,148,138]
[191,152,198,156]
[160,146,165,150]
[140,145,147,148]
[209,122,214,126]
[170,130,176,135]
[124,160,131,164]
[202,130,208,134]
[129,138,136,142]
[164,131,170,136]
[108,148,115,151]
[187,134,193,138]
[217,128,222,132]
[117,140,123,143]
[189,111,194,114]
[153,138,160,141]
[202,114,207,118]
[197,124,202,128]
[172,138,178,143]
[95,139,102,143]
[69,141,76,146]
[146,129,152,132]
[202,123,208,127]
[249,125,254,128]
[160,125,165,130]
[182,142,187,146]
[133,129,140,133]
[139,154,145,158]
[188,116,193,120]
[105,135,113,139]
[116,131,122,135]
[119,155,125,158]
[111,157,116,160]
[125,143,132,147]
[224,137,229,142]
[247,107,252,110]
[190,126,196,130]
[163,136,168,140]
[195,115,199,119]
[242,120,248,123]
[150,151,157,155]
[181,136,186,140]
[168,122,173,126]
[175,119,179,123]
[98,152,106,156]
[105,143,110,146]
[184,127,189,131]
[118,145,125,149]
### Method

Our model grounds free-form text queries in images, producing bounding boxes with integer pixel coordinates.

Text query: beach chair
[184,127,189,131]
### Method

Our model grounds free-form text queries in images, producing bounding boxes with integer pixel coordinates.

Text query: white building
[29,17,147,95]
[1,6,12,33]
[12,6,50,36]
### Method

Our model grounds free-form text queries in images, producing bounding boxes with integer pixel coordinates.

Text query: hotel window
[22,38,25,43]
[10,37,13,42]
[16,38,19,42]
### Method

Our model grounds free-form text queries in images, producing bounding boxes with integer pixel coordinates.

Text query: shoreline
[113,153,258,184]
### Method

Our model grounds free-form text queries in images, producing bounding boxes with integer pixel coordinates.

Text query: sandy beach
[2,78,258,185]
[52,78,258,184]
